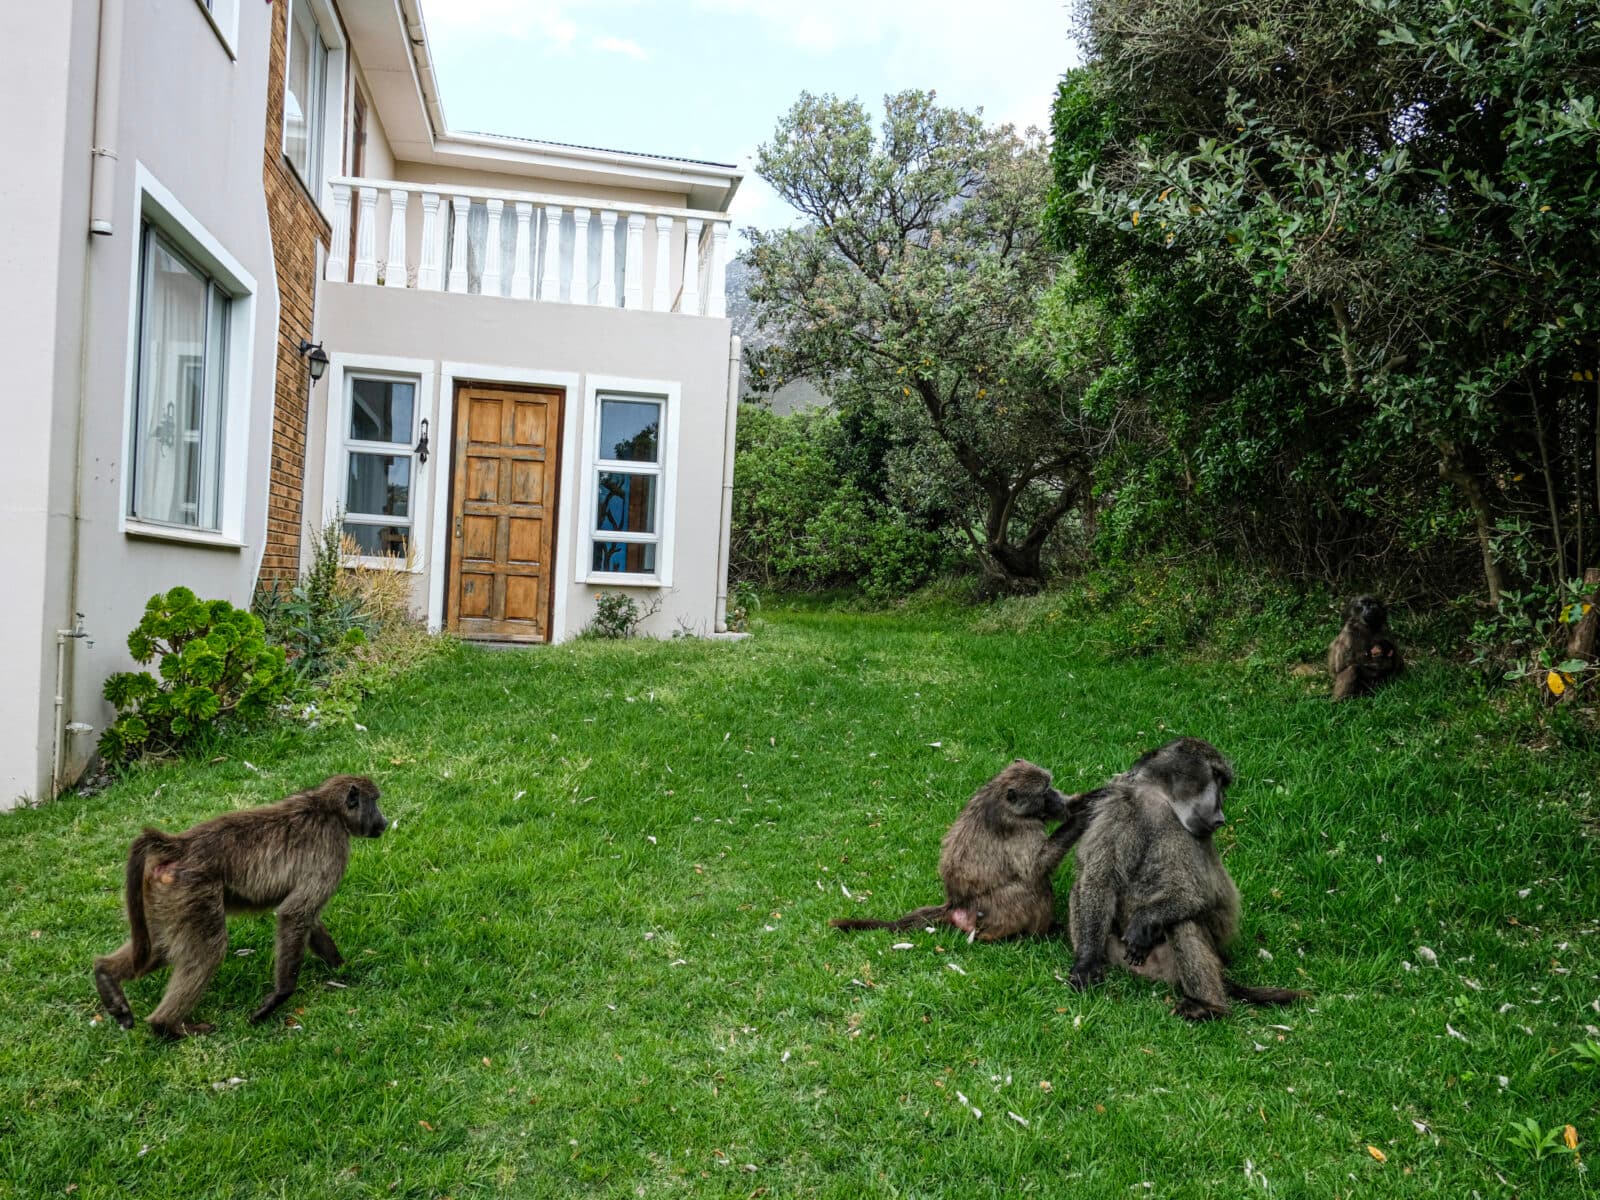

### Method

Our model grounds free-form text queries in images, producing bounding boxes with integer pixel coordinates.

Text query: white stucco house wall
[0,0,741,808]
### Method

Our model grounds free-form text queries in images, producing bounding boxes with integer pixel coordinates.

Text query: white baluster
[624,214,646,309]
[417,193,442,290]
[447,196,469,293]
[570,207,590,305]
[481,198,504,297]
[679,217,703,315]
[384,189,409,288]
[539,204,563,301]
[353,186,379,285]
[707,221,729,318]
[511,202,533,299]
[598,210,619,307]
[652,215,673,312]
[327,184,351,282]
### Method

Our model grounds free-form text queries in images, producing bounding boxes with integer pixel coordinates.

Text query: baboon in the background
[831,760,1088,942]
[1328,595,1403,701]
[93,775,387,1038]
[1067,738,1304,1021]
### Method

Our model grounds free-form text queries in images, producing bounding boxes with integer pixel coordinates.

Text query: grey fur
[1066,739,1304,1020]
[832,760,1089,941]
[92,775,386,1039]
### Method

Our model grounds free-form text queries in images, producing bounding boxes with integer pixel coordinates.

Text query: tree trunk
[1556,568,1599,706]
[1437,439,1504,609]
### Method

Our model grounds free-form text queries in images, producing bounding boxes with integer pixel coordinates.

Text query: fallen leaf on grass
[1368,1146,1387,1163]
[1445,1024,1469,1042]
[212,1077,247,1091]
[1007,1112,1029,1127]
[946,963,967,976]
[891,943,914,950]
[419,1120,435,1132]
[1566,1125,1579,1151]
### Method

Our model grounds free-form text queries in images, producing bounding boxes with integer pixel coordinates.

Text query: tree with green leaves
[1053,0,1600,607]
[746,90,1100,592]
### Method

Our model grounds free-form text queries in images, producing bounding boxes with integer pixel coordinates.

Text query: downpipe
[89,0,124,236]
[51,616,92,797]
[714,335,741,633]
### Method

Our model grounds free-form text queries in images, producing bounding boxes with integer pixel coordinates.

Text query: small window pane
[346,453,411,518]
[592,540,657,574]
[349,377,414,443]
[284,2,325,184]
[594,471,657,534]
[598,399,660,462]
[132,231,228,530]
[343,523,410,557]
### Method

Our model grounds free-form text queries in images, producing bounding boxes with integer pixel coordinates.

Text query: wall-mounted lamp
[416,417,430,464]
[297,339,329,383]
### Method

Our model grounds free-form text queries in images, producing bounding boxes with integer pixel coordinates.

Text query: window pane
[594,471,657,534]
[591,540,657,575]
[598,399,660,462]
[349,377,414,443]
[346,453,411,518]
[343,522,410,557]
[133,232,227,529]
[284,2,324,182]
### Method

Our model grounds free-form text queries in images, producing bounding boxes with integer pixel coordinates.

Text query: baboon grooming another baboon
[831,760,1088,942]
[93,775,386,1038]
[1328,595,1403,701]
[1067,739,1304,1020]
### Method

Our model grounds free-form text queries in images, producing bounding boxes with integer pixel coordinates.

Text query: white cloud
[693,0,1077,131]
[593,35,651,61]
[421,0,578,52]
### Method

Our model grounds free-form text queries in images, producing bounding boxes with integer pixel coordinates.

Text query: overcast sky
[420,1,1081,240]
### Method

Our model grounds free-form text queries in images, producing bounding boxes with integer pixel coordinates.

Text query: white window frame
[281,0,348,212]
[120,164,256,549]
[194,0,240,57]
[322,354,436,573]
[576,375,681,588]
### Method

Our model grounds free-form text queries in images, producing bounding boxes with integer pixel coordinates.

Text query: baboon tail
[1225,978,1308,1006]
[830,905,950,932]
[125,828,179,970]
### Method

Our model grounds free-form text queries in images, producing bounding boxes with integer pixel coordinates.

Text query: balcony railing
[325,177,731,318]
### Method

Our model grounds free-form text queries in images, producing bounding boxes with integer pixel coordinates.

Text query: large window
[129,225,231,531]
[590,395,664,576]
[283,0,329,188]
[340,374,417,558]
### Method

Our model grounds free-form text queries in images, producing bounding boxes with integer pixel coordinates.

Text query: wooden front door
[446,384,563,641]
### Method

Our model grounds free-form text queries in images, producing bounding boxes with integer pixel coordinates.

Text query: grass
[1,604,1596,1198]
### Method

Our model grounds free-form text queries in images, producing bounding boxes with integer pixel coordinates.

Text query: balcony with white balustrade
[325,177,731,318]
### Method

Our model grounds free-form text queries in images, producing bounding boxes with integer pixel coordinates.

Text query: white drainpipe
[714,335,741,633]
[89,0,124,235]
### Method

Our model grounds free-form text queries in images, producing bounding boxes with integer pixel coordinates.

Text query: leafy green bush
[100,588,290,765]
[582,591,660,640]
[732,405,949,600]
[254,516,368,682]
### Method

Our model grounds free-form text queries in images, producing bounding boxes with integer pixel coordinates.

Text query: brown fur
[93,775,386,1038]
[1066,738,1305,1021]
[1328,595,1403,701]
[831,760,1089,942]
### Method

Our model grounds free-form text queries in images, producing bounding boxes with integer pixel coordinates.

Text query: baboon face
[1001,761,1074,821]
[1133,738,1231,838]
[1343,595,1388,631]
[335,776,387,838]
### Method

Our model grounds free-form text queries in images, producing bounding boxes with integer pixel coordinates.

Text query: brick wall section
[259,0,332,585]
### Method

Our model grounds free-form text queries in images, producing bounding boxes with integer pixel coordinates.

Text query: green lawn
[2,607,1596,1198]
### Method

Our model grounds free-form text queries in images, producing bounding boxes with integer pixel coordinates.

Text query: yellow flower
[978,388,987,398]
[1548,670,1568,696]
[902,387,910,397]
[1158,188,1171,202]
[1131,211,1141,226]
[1540,205,1552,213]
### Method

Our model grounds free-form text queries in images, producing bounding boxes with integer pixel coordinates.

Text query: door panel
[446,385,563,641]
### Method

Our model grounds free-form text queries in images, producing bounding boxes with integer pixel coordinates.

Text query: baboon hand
[1067,959,1105,992]
[1121,912,1164,966]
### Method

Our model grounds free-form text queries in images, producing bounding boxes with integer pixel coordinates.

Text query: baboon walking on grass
[1067,739,1304,1020]
[831,760,1089,942]
[1328,595,1403,701]
[93,775,386,1038]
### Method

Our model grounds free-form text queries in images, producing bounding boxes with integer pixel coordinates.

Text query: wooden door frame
[443,380,566,641]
